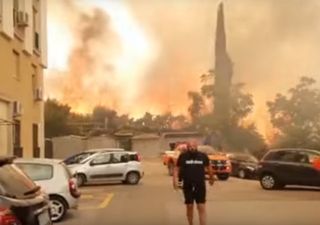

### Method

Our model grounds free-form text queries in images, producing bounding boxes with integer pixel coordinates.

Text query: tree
[187,71,265,153]
[45,99,72,138]
[92,106,118,131]
[230,83,254,125]
[187,91,204,123]
[267,77,320,149]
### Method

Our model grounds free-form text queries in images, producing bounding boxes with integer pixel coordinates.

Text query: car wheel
[76,174,86,187]
[50,196,67,222]
[260,174,282,190]
[217,174,229,181]
[168,162,174,176]
[126,172,140,185]
[238,169,246,179]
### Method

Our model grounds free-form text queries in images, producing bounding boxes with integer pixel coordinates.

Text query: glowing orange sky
[46,0,320,138]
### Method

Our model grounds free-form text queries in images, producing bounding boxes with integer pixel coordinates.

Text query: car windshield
[233,154,258,163]
[64,152,96,165]
[0,163,39,199]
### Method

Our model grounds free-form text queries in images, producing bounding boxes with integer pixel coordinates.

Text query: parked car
[0,156,52,225]
[64,148,141,165]
[67,150,144,186]
[15,158,81,222]
[257,148,320,190]
[163,143,232,180]
[228,153,258,179]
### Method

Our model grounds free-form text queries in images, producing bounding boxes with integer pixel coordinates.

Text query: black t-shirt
[177,151,210,183]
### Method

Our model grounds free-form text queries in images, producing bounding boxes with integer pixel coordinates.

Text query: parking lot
[62,159,320,225]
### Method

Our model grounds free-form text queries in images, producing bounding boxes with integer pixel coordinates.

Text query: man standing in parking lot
[173,141,214,225]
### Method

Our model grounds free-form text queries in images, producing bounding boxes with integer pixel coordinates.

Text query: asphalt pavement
[62,159,320,225]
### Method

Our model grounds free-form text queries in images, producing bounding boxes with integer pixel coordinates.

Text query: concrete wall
[85,136,118,150]
[132,138,161,159]
[52,136,85,159]
[52,135,119,159]
[160,137,204,151]
[51,134,205,160]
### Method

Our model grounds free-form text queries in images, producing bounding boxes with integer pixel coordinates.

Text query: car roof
[85,149,138,154]
[268,148,320,154]
[228,152,253,156]
[85,148,125,152]
[14,158,63,165]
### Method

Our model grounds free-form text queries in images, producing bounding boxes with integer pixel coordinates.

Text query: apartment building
[0,0,47,157]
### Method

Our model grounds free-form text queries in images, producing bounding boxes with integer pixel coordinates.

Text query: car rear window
[16,163,53,181]
[129,153,138,161]
[0,163,38,199]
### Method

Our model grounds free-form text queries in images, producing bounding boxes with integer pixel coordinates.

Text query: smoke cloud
[46,0,320,137]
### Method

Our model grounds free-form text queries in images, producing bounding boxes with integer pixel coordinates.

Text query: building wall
[52,136,85,159]
[160,137,204,151]
[0,0,47,157]
[85,136,118,150]
[51,136,119,159]
[132,139,161,159]
[0,101,11,153]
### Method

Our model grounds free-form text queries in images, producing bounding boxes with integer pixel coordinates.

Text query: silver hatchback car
[66,150,144,186]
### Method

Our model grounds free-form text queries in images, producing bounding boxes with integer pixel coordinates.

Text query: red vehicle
[162,143,232,180]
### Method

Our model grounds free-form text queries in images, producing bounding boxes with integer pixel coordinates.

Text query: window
[0,1,2,24]
[13,50,20,80]
[91,153,111,165]
[263,151,279,161]
[111,153,129,164]
[32,65,37,93]
[16,163,53,181]
[13,0,19,27]
[64,152,95,165]
[13,0,26,39]
[264,151,297,162]
[32,124,39,158]
[33,1,40,51]
[13,120,21,148]
[299,152,320,165]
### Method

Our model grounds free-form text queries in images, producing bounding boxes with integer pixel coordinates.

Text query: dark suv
[257,148,320,190]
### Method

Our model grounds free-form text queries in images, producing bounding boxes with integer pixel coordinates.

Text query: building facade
[0,0,47,157]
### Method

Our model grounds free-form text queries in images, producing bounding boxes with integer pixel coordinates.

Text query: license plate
[38,210,51,225]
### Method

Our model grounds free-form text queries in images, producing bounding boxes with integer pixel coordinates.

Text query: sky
[46,0,320,137]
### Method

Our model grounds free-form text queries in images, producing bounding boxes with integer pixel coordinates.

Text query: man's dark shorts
[182,182,206,204]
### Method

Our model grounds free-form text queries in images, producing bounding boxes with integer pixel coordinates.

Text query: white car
[67,150,144,186]
[15,158,81,222]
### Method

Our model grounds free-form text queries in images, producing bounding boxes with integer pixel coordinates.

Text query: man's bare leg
[197,203,206,225]
[186,204,194,225]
